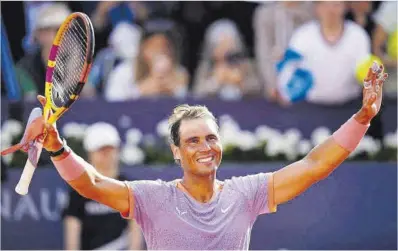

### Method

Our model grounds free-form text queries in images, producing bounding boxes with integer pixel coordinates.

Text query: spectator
[62,122,144,250]
[90,2,148,32]
[88,22,142,95]
[253,1,313,101]
[372,1,397,97]
[282,1,370,105]
[345,1,376,37]
[21,1,52,54]
[15,3,95,100]
[89,1,177,54]
[90,1,177,32]
[105,19,188,101]
[193,19,261,100]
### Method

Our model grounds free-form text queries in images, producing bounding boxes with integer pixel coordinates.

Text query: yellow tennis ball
[355,55,383,84]
[387,29,397,60]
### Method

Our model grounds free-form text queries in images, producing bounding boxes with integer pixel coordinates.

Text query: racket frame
[44,12,95,125]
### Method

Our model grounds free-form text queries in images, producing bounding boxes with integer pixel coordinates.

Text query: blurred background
[1,1,397,250]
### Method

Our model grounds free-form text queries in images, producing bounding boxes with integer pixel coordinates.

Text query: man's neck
[321,20,344,43]
[181,173,218,203]
[353,13,367,27]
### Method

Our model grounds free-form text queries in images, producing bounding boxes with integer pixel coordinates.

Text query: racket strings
[55,20,86,84]
[52,17,88,107]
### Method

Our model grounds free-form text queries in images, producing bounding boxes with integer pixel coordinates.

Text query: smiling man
[36,63,387,250]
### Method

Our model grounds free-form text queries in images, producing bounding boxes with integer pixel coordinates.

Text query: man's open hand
[354,62,388,125]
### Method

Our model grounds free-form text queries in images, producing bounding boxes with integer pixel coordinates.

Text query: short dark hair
[168,104,218,146]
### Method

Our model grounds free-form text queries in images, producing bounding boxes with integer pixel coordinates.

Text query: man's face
[35,27,58,50]
[315,1,346,24]
[172,118,223,177]
[349,2,371,14]
[89,146,120,173]
[142,34,172,65]
[213,35,237,61]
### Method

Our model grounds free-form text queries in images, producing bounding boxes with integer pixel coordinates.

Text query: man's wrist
[48,138,70,158]
[353,110,372,126]
[51,149,71,161]
[48,141,64,153]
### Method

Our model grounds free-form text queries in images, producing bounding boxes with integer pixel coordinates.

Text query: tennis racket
[15,12,95,195]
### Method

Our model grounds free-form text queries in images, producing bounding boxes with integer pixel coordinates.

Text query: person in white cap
[15,3,95,100]
[15,3,71,100]
[62,122,144,250]
[83,122,122,178]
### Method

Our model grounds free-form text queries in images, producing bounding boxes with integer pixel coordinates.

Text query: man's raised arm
[271,63,388,206]
[38,95,132,216]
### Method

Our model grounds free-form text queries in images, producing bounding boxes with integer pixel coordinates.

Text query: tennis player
[39,63,387,250]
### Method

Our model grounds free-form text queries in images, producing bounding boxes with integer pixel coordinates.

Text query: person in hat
[62,122,144,250]
[15,3,95,100]
[193,19,262,100]
[15,3,71,100]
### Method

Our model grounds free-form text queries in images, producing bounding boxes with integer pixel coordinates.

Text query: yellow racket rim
[43,12,92,125]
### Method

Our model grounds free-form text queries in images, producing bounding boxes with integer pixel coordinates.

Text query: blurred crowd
[2,1,397,105]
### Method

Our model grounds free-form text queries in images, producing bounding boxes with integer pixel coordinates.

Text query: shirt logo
[221,204,233,214]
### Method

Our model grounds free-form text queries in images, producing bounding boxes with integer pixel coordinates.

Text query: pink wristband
[52,151,88,181]
[332,116,370,152]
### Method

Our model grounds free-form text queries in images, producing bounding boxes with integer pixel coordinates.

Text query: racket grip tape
[15,142,43,195]
[15,161,36,195]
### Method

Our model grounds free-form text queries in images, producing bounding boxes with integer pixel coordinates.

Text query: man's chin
[195,164,218,176]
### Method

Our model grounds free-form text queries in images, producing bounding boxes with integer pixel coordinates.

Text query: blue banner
[1,97,397,139]
[1,162,396,250]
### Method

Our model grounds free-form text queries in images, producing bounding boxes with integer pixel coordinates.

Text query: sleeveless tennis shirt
[122,172,276,250]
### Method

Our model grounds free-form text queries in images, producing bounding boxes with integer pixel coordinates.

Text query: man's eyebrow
[207,133,218,138]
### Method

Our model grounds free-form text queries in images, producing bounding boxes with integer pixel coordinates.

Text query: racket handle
[15,142,43,195]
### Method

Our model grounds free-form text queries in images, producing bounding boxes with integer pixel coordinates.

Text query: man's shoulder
[295,21,319,35]
[222,173,271,190]
[290,21,319,45]
[126,179,177,207]
[127,179,177,191]
[344,20,369,38]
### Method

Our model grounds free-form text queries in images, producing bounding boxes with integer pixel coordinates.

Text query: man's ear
[170,144,181,161]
